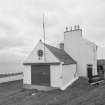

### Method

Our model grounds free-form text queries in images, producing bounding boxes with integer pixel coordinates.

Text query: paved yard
[0,78,105,105]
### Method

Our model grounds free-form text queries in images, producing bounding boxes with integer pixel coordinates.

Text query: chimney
[59,43,64,50]
[65,26,69,32]
[64,25,82,37]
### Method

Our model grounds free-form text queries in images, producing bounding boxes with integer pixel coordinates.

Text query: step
[23,84,58,91]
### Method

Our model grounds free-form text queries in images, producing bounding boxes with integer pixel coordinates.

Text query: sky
[0,0,105,73]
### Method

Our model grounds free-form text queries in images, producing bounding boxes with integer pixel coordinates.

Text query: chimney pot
[74,25,76,30]
[77,25,79,30]
[70,26,72,31]
[59,43,64,50]
[66,26,68,32]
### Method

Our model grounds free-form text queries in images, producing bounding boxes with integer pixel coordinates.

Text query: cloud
[0,47,26,73]
[0,37,25,50]
[0,0,105,73]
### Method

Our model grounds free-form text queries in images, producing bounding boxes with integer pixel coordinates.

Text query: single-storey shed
[23,40,77,90]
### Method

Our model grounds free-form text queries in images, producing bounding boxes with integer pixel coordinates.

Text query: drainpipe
[74,63,78,78]
[60,62,63,88]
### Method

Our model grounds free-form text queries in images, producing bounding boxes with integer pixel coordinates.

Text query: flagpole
[43,14,46,61]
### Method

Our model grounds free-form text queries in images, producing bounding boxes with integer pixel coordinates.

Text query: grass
[0,77,105,105]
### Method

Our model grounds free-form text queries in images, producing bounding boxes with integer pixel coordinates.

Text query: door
[87,65,93,78]
[87,64,93,83]
[31,65,50,86]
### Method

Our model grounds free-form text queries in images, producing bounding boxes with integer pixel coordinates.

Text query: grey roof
[45,44,76,64]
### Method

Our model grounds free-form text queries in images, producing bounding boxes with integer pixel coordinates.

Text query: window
[37,49,43,60]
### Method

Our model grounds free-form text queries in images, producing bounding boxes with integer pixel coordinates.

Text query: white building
[64,26,97,77]
[23,26,97,90]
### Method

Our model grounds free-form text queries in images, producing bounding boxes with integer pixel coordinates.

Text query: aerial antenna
[43,14,46,61]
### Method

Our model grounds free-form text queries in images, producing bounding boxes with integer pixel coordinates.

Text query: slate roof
[45,44,76,64]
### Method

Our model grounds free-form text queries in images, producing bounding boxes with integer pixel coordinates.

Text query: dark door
[31,65,50,86]
[87,65,93,83]
[87,65,93,78]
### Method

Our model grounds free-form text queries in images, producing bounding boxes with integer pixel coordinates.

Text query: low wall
[0,74,23,83]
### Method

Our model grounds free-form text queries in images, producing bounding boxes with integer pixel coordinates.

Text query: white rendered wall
[64,30,97,77]
[23,65,31,84]
[0,75,23,83]
[79,39,97,76]
[50,65,62,88]
[62,64,76,86]
[24,41,59,63]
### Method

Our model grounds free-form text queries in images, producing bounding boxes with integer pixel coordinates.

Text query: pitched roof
[45,44,76,64]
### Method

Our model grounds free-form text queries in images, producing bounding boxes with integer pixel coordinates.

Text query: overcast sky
[0,0,105,73]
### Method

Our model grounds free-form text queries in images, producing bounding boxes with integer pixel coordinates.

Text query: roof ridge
[45,43,76,64]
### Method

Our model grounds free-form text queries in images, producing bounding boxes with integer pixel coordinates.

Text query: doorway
[87,64,93,83]
[31,65,50,86]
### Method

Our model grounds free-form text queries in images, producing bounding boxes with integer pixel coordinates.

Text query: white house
[23,25,97,90]
[64,26,97,78]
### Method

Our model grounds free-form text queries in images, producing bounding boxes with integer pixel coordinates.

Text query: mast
[43,14,46,61]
